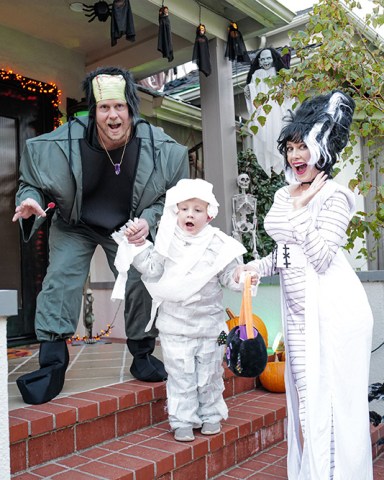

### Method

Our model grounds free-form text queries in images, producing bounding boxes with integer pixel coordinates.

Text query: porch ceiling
[0,0,294,80]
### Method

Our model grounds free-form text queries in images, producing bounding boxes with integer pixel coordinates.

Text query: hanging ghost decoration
[157,5,174,62]
[111,0,135,46]
[192,24,211,77]
[224,22,250,63]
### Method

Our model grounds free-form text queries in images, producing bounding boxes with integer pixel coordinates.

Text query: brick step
[9,366,259,475]
[11,388,287,479]
[213,440,288,479]
[10,379,384,480]
[213,439,384,480]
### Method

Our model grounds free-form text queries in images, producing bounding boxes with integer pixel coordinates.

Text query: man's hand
[124,218,149,246]
[12,198,45,222]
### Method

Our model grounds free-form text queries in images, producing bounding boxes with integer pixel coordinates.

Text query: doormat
[7,348,33,359]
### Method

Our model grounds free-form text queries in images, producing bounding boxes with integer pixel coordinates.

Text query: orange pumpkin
[226,307,268,348]
[259,355,285,393]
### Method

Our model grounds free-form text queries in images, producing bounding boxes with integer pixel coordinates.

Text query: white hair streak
[304,92,352,167]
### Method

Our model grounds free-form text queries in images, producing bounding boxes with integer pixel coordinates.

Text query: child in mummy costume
[235,91,373,479]
[112,179,248,442]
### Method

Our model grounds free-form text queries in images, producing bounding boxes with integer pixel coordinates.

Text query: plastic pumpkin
[259,354,286,393]
[226,307,268,348]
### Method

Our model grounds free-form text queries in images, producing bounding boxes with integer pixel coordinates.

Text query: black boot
[127,338,167,382]
[16,340,69,405]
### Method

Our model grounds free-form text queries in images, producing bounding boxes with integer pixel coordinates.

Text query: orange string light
[67,324,114,344]
[1,68,62,127]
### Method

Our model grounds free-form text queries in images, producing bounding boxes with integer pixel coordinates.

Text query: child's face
[176,198,210,235]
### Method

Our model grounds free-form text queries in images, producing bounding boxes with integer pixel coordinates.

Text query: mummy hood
[155,179,219,257]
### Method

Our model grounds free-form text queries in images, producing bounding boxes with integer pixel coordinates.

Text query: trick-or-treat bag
[224,273,268,377]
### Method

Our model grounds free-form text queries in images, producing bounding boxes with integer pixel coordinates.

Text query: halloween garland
[76,2,253,75]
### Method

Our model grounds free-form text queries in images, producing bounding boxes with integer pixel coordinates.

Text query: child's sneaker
[174,427,195,442]
[201,422,221,435]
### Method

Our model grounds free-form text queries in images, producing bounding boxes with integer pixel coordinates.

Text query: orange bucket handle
[238,272,254,339]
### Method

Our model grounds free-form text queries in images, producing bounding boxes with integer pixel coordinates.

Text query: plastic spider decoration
[82,1,112,23]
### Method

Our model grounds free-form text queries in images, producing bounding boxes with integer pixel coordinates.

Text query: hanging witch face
[198,23,206,35]
[259,49,273,70]
[159,6,169,16]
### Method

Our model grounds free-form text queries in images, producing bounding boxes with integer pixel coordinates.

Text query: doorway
[0,69,60,345]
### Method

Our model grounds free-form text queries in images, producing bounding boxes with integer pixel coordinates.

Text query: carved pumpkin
[259,354,286,393]
[226,307,268,348]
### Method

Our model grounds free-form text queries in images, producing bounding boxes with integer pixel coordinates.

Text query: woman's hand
[233,264,260,284]
[293,171,327,210]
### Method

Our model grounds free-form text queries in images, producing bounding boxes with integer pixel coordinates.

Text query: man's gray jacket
[16,116,189,240]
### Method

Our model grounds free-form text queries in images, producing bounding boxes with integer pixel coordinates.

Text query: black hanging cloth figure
[192,24,211,77]
[224,22,250,63]
[157,5,174,62]
[111,0,135,47]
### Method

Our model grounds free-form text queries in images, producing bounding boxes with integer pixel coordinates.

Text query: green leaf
[257,116,267,127]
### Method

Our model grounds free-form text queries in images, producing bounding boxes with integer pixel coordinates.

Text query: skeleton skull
[237,173,250,190]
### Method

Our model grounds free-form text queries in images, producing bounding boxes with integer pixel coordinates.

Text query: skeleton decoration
[232,173,258,258]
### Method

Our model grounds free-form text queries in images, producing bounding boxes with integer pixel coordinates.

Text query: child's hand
[249,272,260,285]
[124,218,149,246]
[239,270,260,286]
[124,222,139,239]
[233,265,246,283]
[233,265,259,283]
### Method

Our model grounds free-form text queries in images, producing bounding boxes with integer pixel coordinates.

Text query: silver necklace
[98,130,130,175]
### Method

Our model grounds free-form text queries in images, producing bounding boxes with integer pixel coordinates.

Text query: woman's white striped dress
[250,183,373,479]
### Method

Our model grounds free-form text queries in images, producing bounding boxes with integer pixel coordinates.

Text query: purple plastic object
[238,324,259,340]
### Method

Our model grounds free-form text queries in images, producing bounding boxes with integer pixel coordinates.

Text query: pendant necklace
[99,129,130,175]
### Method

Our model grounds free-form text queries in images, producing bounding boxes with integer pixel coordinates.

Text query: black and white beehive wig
[277,90,355,182]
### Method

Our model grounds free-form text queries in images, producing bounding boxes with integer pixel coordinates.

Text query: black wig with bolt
[277,90,355,183]
[82,66,140,119]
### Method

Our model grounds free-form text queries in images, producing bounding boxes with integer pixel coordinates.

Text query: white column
[0,290,18,480]
[199,37,239,235]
